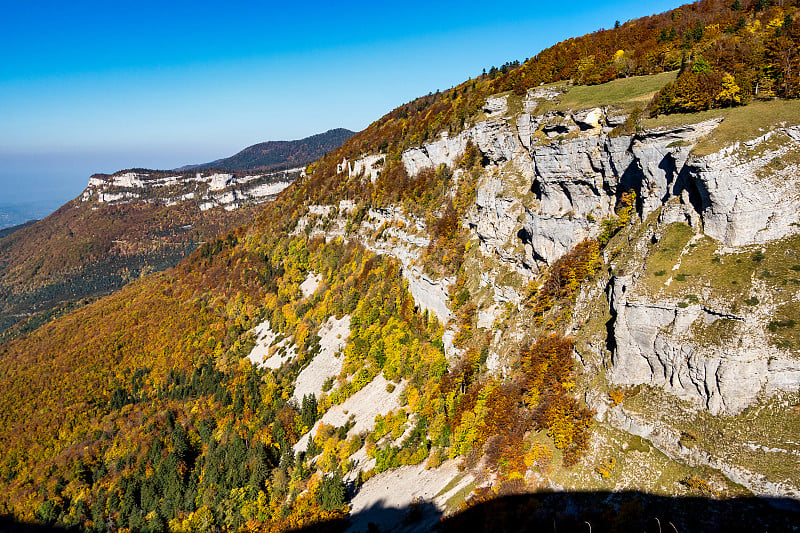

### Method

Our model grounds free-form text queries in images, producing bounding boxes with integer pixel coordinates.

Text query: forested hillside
[0,163,306,337]
[0,126,353,338]
[0,199,259,336]
[1,0,800,531]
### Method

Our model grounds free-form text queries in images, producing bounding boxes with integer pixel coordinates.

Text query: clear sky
[0,0,684,209]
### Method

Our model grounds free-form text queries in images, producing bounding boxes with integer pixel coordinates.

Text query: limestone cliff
[81,167,299,211]
[327,88,800,502]
[379,92,800,418]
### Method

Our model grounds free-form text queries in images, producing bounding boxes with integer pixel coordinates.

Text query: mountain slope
[0,167,299,335]
[185,128,355,172]
[1,0,800,531]
[0,127,354,335]
[0,220,37,240]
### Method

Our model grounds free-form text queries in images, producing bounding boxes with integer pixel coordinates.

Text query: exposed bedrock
[607,275,800,415]
[400,109,800,413]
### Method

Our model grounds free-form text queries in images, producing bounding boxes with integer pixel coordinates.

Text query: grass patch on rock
[542,71,678,113]
[642,99,800,157]
[444,480,478,514]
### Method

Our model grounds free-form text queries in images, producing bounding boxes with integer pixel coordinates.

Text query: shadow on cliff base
[300,491,800,533]
[435,491,800,533]
[0,515,71,533]
[3,491,799,533]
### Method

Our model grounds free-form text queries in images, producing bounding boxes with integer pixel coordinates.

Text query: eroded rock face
[521,213,593,266]
[691,128,800,246]
[572,107,604,130]
[402,119,522,176]
[82,169,299,211]
[402,132,471,176]
[483,95,509,116]
[608,275,800,414]
[338,153,385,183]
[405,102,800,270]
[470,173,530,270]
[521,121,719,264]
[403,98,800,415]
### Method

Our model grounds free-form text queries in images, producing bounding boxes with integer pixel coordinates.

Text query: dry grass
[643,99,800,156]
[540,71,678,113]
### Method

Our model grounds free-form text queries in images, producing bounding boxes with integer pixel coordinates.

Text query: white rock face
[247,320,279,367]
[402,131,471,176]
[521,117,800,257]
[608,275,800,414]
[439,98,800,419]
[597,402,800,501]
[522,214,594,266]
[338,154,386,183]
[401,118,520,177]
[247,320,296,370]
[483,94,509,116]
[205,173,234,191]
[522,120,720,265]
[347,459,464,533]
[321,89,800,422]
[300,271,322,298]
[472,173,524,263]
[413,106,729,269]
[339,200,356,213]
[404,267,453,323]
[292,315,351,403]
[80,168,300,210]
[572,107,604,130]
[526,84,568,106]
[293,373,403,453]
[477,304,502,329]
[692,128,800,246]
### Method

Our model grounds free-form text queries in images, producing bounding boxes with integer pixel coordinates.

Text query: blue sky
[0,0,683,209]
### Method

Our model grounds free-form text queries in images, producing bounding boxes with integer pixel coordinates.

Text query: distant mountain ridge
[0,166,298,335]
[0,126,354,335]
[177,128,355,172]
[82,167,300,211]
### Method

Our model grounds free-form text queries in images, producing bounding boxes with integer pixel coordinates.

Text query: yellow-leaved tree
[715,73,742,107]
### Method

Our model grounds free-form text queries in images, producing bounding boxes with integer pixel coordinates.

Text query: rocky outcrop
[427,106,735,268]
[691,128,800,246]
[483,95,509,116]
[514,121,707,265]
[337,154,385,183]
[520,118,800,263]
[520,213,594,266]
[607,275,800,414]
[81,168,300,211]
[394,95,800,417]
[595,401,800,502]
[572,107,604,130]
[402,132,471,176]
[401,120,520,176]
[470,172,532,272]
[404,267,453,323]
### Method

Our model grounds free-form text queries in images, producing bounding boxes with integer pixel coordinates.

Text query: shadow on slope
[437,491,800,533]
[343,499,441,533]
[0,515,70,533]
[297,490,798,533]
[3,491,799,532]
